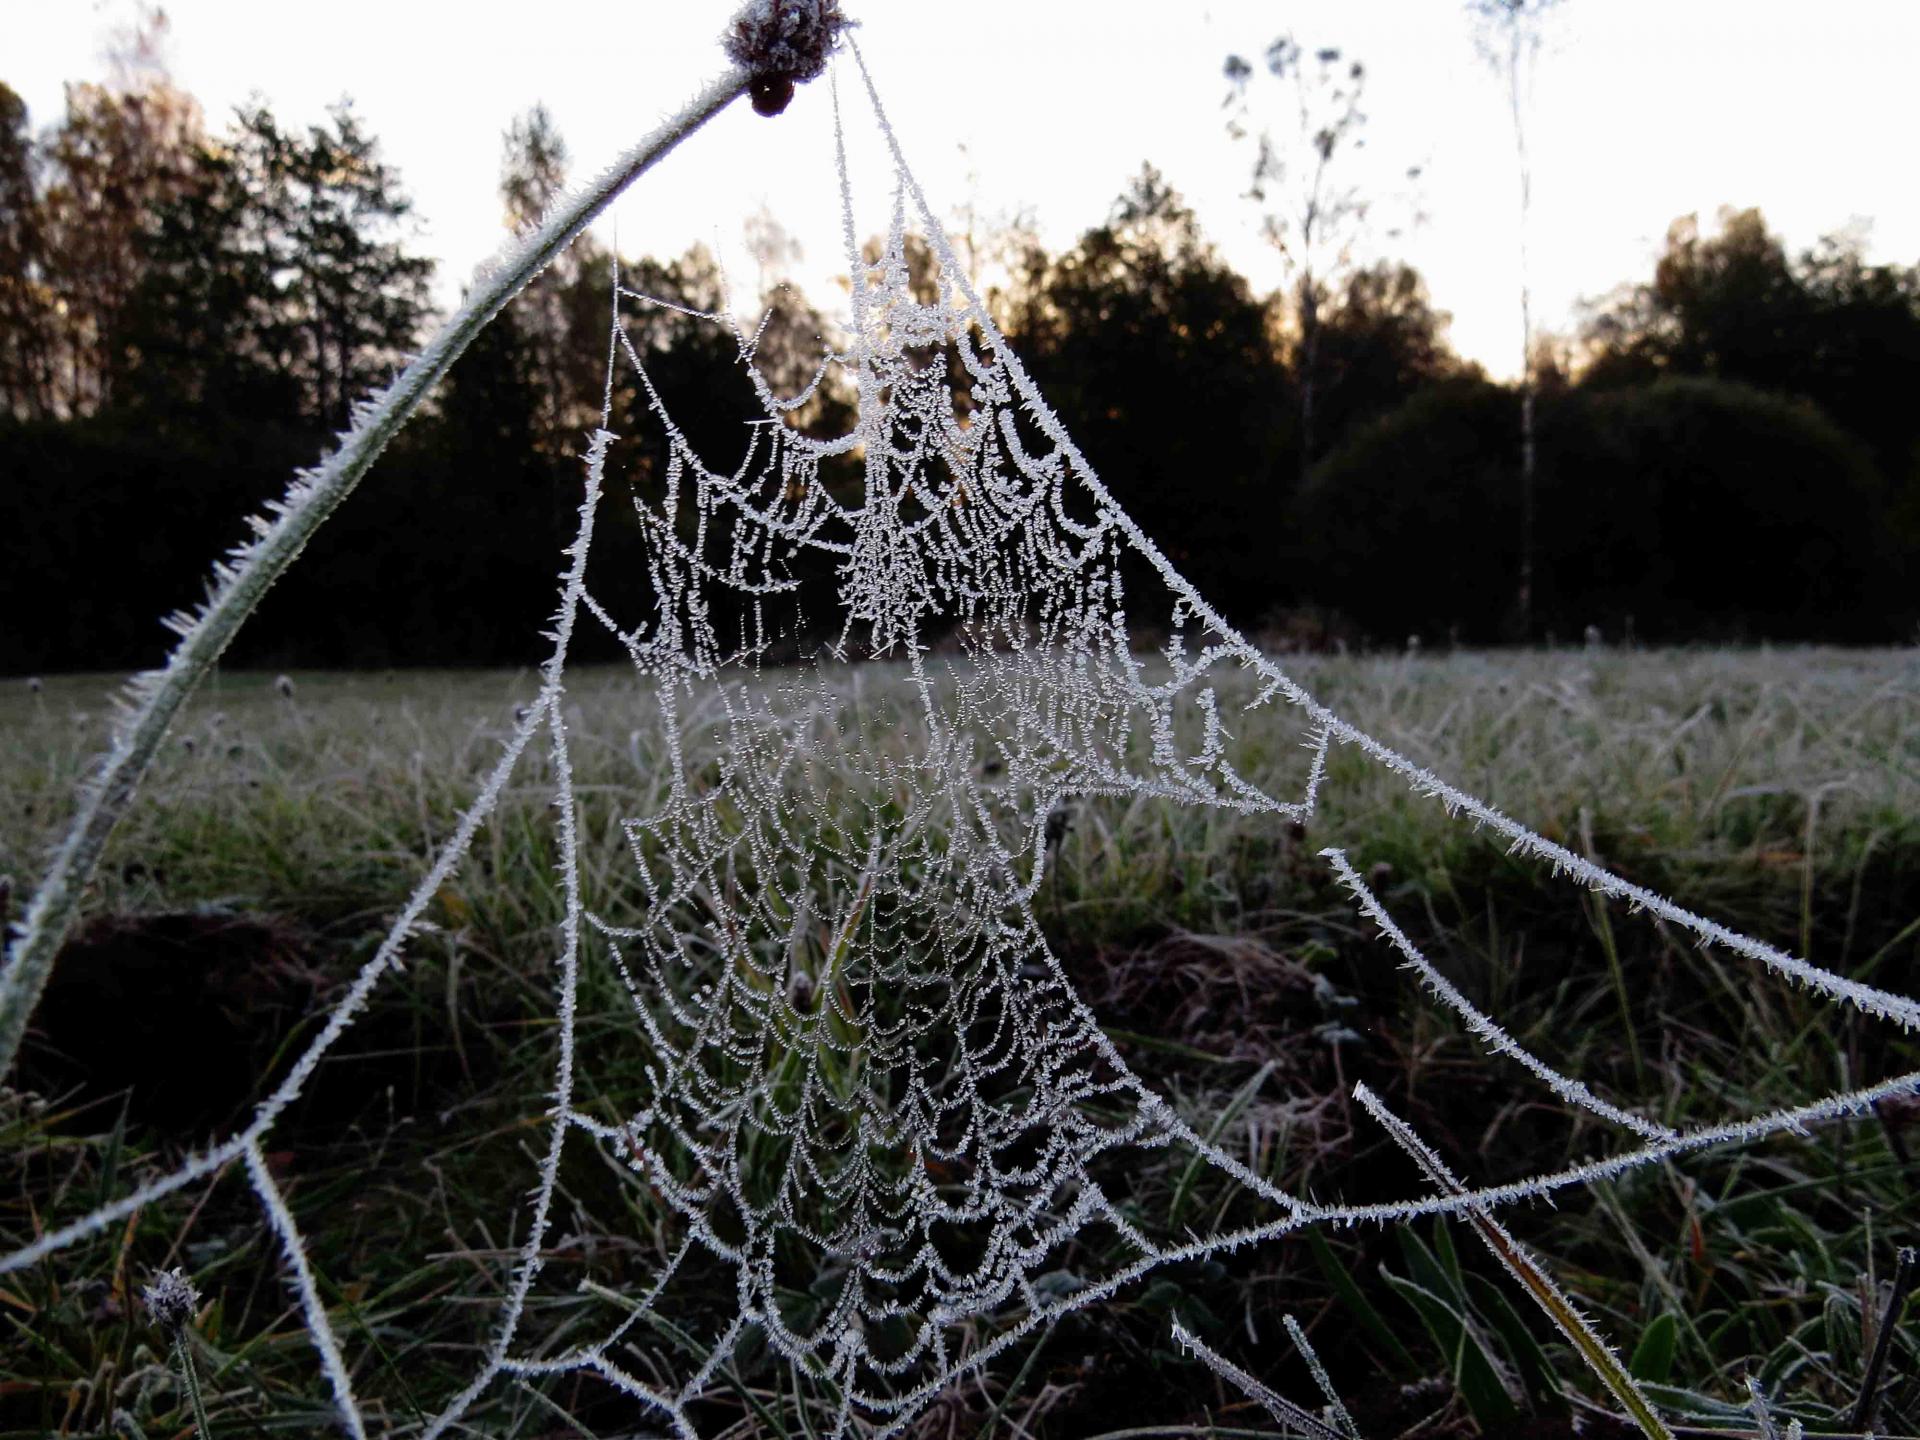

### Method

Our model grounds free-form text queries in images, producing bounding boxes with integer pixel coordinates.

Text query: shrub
[1300,375,1897,643]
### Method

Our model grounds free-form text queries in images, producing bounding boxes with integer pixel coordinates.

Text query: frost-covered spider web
[9,38,1920,1440]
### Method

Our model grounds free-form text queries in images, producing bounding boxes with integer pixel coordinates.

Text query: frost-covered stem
[1172,1320,1345,1440]
[0,66,749,1081]
[1357,1084,1674,1440]
[1283,1313,1360,1438]
[172,1332,212,1440]
[1746,1376,1783,1440]
[1851,1245,1917,1433]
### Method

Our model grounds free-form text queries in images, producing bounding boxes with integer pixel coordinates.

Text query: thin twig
[1851,1246,1917,1434]
[1172,1320,1348,1440]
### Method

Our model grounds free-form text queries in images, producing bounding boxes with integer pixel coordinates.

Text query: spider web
[8,40,1919,1440]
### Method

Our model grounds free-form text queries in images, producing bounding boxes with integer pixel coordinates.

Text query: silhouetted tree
[499,103,601,453]
[1009,165,1293,621]
[270,292,560,666]
[1223,37,1371,477]
[0,83,52,419]
[1581,207,1920,567]
[221,103,432,432]
[116,129,294,426]
[1582,208,1806,392]
[1304,374,1894,643]
[104,97,432,438]
[1299,378,1519,641]
[37,76,205,416]
[1313,260,1467,446]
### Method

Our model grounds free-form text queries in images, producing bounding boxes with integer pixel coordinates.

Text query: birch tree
[1224,37,1370,480]
[1471,0,1563,640]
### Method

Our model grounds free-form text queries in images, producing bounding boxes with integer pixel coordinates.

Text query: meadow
[3,644,1917,1438]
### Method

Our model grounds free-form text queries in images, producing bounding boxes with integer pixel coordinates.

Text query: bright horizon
[9,0,1919,379]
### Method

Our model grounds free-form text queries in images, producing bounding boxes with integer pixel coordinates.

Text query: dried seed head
[724,0,850,116]
[141,1267,200,1334]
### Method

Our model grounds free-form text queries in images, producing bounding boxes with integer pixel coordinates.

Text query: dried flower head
[141,1266,200,1334]
[723,0,850,115]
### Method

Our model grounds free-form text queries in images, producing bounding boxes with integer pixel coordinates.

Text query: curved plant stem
[1850,1245,1917,1434]
[173,1332,213,1438]
[0,65,750,1080]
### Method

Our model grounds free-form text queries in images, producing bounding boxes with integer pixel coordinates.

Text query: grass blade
[1356,1082,1676,1440]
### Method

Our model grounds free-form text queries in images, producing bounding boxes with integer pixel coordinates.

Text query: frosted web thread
[6,40,1919,1440]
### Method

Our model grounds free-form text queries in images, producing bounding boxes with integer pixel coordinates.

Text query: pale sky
[8,0,1919,377]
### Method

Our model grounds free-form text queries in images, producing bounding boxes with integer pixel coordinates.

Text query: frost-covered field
[7,647,1914,941]
[3,646,1917,1438]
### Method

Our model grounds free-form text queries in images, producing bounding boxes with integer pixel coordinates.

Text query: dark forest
[4,47,1918,675]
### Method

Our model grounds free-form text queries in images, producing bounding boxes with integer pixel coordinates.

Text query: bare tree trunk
[1298,269,1319,481]
[1509,23,1537,643]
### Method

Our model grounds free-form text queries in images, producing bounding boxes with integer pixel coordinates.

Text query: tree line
[3,32,1917,675]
